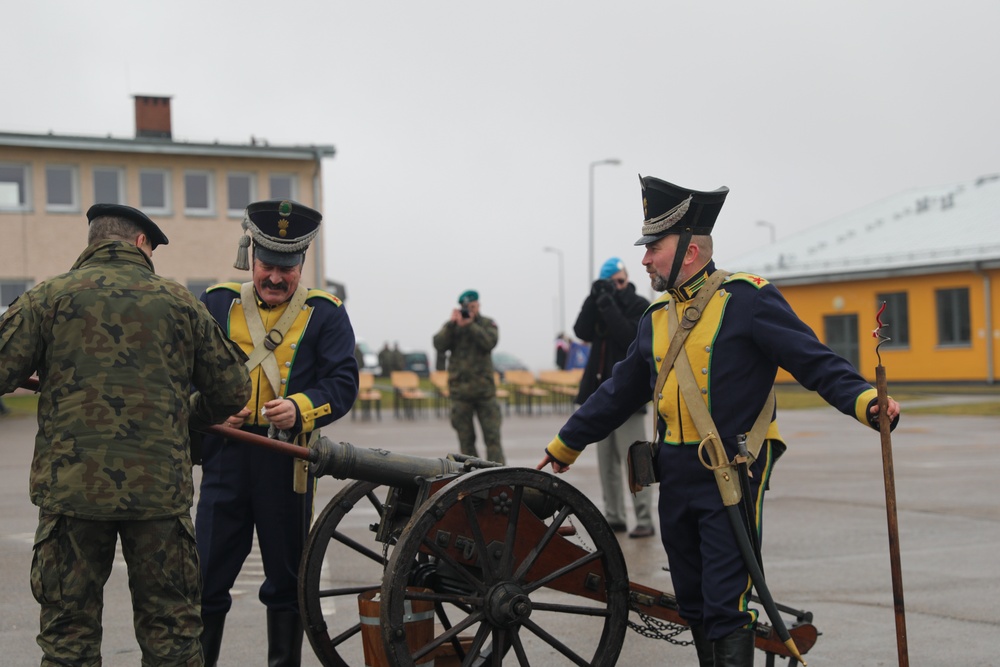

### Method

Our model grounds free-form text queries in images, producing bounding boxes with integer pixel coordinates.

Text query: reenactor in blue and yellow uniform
[196,200,359,667]
[540,176,900,667]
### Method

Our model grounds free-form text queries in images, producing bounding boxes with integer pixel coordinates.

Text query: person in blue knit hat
[573,256,656,538]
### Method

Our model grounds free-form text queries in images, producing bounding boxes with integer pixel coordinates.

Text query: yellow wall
[774,268,1000,383]
[1,144,325,292]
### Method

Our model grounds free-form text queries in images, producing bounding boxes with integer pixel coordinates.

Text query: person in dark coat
[574,257,655,538]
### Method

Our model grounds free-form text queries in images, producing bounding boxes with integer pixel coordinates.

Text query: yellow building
[732,175,1000,384]
[0,96,335,308]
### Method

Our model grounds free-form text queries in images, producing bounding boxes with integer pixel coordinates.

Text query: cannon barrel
[309,435,501,487]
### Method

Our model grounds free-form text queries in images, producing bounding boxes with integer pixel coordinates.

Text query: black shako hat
[87,203,169,249]
[234,199,322,270]
[633,176,729,246]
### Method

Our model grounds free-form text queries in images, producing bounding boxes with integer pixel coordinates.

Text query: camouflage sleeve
[188,304,252,430]
[0,294,43,393]
[433,322,455,352]
[469,318,499,352]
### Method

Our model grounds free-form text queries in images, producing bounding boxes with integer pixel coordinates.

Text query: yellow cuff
[854,388,879,425]
[289,394,331,433]
[546,436,582,466]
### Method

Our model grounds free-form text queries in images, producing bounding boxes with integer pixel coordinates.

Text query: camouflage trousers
[31,510,203,667]
[450,396,505,464]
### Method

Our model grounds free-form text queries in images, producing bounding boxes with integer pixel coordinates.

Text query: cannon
[15,377,818,666]
[298,436,818,667]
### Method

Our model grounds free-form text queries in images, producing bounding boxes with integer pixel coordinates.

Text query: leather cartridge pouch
[627,440,658,493]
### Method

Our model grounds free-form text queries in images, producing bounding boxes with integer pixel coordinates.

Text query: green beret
[458,290,479,304]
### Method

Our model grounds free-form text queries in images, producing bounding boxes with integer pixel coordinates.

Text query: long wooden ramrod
[15,376,484,487]
[17,376,315,461]
[873,302,909,666]
[876,363,909,666]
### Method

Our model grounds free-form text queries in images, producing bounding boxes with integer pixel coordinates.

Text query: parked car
[354,339,381,376]
[404,351,430,377]
[491,351,529,381]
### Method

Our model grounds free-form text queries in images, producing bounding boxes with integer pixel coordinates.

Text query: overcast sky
[5,1,1000,371]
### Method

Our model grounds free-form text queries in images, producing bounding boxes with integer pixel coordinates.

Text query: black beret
[87,203,169,249]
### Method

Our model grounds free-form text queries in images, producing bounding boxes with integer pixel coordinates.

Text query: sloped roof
[730,174,1000,284]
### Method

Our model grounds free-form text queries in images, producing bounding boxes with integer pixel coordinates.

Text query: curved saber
[699,435,806,664]
[725,505,806,664]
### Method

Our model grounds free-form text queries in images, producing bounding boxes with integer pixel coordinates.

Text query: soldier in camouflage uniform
[0,204,252,667]
[433,290,504,463]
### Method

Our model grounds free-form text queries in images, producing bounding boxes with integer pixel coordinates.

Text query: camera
[592,278,615,298]
[459,296,472,319]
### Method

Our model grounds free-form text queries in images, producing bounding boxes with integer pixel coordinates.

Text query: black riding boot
[712,627,756,667]
[200,612,226,667]
[689,625,714,667]
[267,609,304,667]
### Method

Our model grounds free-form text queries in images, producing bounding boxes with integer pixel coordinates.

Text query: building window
[270,174,297,200]
[45,165,79,212]
[823,314,860,371]
[0,163,31,211]
[187,279,215,298]
[875,292,909,348]
[227,173,255,216]
[93,167,125,205]
[1,280,30,308]
[140,169,171,214]
[184,170,214,215]
[936,287,971,346]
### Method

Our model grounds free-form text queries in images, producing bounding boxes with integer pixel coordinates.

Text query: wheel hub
[485,582,532,627]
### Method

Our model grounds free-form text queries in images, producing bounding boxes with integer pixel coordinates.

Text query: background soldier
[195,199,359,667]
[0,204,251,666]
[433,290,504,463]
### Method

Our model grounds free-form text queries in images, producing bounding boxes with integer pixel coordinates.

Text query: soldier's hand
[868,396,901,430]
[224,407,252,429]
[536,452,570,474]
[262,398,297,430]
[452,308,472,327]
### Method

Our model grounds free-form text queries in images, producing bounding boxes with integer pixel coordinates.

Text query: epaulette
[724,272,770,289]
[307,288,343,306]
[205,282,242,294]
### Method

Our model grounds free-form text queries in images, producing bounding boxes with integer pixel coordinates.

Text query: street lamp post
[543,246,565,335]
[756,220,777,244]
[589,158,621,284]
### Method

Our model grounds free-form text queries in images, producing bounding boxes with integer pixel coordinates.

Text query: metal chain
[627,605,694,646]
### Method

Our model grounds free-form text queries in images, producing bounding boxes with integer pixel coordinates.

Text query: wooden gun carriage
[293,434,819,667]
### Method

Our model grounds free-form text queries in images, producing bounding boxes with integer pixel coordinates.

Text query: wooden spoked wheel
[379,468,629,667]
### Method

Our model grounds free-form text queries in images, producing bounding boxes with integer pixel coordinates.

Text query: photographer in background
[574,257,655,538]
[433,290,504,463]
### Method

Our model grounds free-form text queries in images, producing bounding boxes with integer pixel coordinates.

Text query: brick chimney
[134,95,172,139]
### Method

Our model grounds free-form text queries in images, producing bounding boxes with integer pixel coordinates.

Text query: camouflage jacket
[433,315,499,399]
[0,242,251,520]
